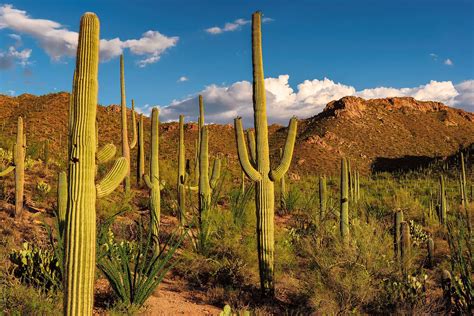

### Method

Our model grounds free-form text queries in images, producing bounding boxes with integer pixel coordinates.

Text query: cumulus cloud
[151,76,473,125]
[177,76,188,82]
[205,16,273,35]
[0,4,178,66]
[444,58,453,66]
[0,46,31,69]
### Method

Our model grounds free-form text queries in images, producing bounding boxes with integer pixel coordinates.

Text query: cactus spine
[137,114,145,187]
[340,158,349,240]
[439,174,447,225]
[234,11,297,296]
[400,221,411,275]
[144,108,162,248]
[319,175,326,221]
[64,13,128,315]
[393,210,404,262]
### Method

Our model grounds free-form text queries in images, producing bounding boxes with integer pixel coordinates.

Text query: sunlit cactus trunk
[279,148,287,211]
[194,95,205,185]
[144,108,162,250]
[340,158,349,240]
[64,13,100,315]
[120,54,131,193]
[177,115,186,225]
[14,117,25,217]
[137,114,145,187]
[64,13,128,315]
[234,11,297,297]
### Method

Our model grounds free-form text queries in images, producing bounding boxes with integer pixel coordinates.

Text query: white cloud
[205,16,273,35]
[444,58,453,66]
[0,46,31,69]
[177,76,188,82]
[429,53,438,60]
[0,4,178,66]
[152,76,473,125]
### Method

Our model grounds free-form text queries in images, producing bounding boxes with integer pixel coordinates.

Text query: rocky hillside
[0,93,473,179]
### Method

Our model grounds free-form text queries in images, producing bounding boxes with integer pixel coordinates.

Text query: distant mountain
[0,93,472,180]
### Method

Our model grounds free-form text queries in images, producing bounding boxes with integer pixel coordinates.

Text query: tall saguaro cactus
[194,95,205,185]
[137,114,145,187]
[177,114,191,226]
[439,174,447,225]
[340,158,349,240]
[279,148,287,211]
[144,108,162,248]
[0,117,25,217]
[64,13,128,315]
[234,11,298,297]
[319,175,326,221]
[460,152,468,208]
[393,210,404,262]
[119,56,137,193]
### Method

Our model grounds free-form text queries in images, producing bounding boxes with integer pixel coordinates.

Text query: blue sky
[1,0,473,124]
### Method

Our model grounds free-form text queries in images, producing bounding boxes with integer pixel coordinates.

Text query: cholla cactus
[64,13,128,315]
[234,11,297,296]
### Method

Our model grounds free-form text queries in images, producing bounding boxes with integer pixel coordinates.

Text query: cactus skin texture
[319,175,326,221]
[0,117,25,217]
[234,11,298,297]
[340,158,349,240]
[64,13,128,315]
[144,108,162,249]
[137,114,145,187]
[57,171,67,235]
[439,174,447,225]
[400,221,411,275]
[393,210,404,262]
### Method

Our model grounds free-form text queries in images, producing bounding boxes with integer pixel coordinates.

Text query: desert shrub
[97,217,185,310]
[9,242,62,292]
[279,187,301,215]
[376,273,428,312]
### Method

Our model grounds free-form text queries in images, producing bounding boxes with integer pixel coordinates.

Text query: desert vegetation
[0,10,472,316]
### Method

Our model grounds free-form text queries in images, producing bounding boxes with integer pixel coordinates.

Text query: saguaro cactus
[198,126,221,219]
[279,148,287,212]
[137,114,145,187]
[439,174,447,225]
[119,56,137,193]
[0,117,25,217]
[57,171,67,235]
[460,152,468,208]
[144,108,162,248]
[393,210,404,262]
[400,221,411,274]
[194,95,205,185]
[319,175,326,221]
[64,13,128,315]
[427,237,434,268]
[234,11,297,296]
[340,158,349,240]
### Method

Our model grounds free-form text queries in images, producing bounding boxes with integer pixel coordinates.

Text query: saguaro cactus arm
[269,117,297,181]
[96,157,129,198]
[235,118,261,181]
[209,158,221,190]
[130,99,137,149]
[96,143,116,164]
[0,166,15,177]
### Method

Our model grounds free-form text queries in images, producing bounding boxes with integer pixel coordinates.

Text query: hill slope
[0,93,473,178]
